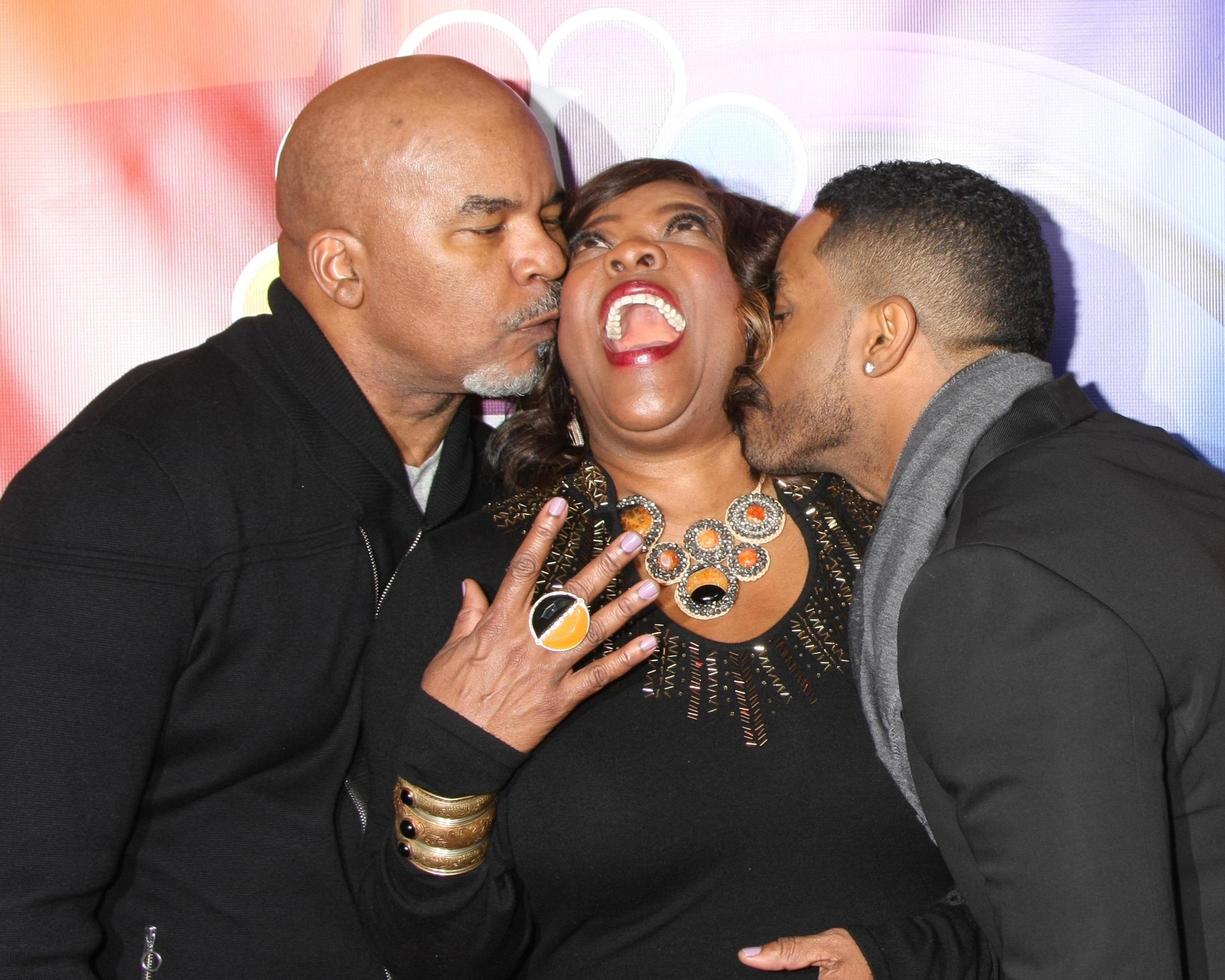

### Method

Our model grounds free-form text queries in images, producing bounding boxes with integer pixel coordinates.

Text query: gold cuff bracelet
[393,776,496,877]
[399,837,491,877]
[396,776,495,820]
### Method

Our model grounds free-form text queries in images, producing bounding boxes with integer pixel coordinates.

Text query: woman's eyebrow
[582,201,720,229]
[656,201,718,223]
[582,210,619,228]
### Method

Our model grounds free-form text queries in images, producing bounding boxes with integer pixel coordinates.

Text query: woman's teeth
[603,294,687,340]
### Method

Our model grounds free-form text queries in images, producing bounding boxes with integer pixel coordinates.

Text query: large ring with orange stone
[528,590,591,652]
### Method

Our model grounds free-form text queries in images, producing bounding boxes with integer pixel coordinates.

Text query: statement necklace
[617,480,786,619]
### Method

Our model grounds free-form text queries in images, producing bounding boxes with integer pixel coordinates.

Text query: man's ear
[860,296,918,378]
[307,230,365,309]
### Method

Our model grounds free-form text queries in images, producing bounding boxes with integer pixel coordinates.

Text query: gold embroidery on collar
[489,467,875,747]
[488,488,550,530]
[572,459,610,509]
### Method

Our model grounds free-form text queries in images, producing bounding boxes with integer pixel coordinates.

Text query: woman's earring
[864,362,876,376]
[567,414,585,447]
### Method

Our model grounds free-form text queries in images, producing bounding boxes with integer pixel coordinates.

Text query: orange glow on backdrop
[0,0,337,109]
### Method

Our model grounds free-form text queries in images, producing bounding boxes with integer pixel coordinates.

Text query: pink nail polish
[637,580,660,600]
[620,531,643,553]
[547,497,566,516]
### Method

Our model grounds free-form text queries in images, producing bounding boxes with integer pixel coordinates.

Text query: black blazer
[897,375,1225,978]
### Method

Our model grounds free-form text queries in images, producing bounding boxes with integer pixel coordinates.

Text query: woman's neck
[590,431,762,523]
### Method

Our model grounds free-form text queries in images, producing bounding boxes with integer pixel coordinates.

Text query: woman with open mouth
[346,158,992,978]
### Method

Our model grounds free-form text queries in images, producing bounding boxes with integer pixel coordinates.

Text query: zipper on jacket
[358,525,424,619]
[342,748,392,980]
[358,526,382,607]
[344,777,368,832]
[376,528,422,617]
[140,925,161,978]
[346,525,425,838]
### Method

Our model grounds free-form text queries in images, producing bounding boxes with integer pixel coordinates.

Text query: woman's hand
[738,928,873,977]
[420,496,661,753]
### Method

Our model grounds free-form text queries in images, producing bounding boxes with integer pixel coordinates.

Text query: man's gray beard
[463,340,552,398]
[464,284,560,397]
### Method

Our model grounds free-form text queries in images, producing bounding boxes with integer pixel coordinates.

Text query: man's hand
[739,928,872,977]
[421,496,661,752]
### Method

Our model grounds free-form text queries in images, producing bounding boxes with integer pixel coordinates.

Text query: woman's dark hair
[490,158,796,492]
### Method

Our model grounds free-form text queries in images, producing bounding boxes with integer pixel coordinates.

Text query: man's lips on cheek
[526,316,559,337]
[513,307,560,332]
[506,312,559,351]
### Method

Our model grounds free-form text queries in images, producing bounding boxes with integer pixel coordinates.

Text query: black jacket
[0,280,494,978]
[898,376,1225,978]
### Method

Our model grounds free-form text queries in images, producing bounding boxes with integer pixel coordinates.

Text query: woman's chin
[580,400,735,451]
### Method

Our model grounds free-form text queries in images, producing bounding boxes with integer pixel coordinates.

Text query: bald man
[0,56,566,978]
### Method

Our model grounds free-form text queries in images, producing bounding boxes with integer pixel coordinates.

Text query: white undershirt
[404,441,443,513]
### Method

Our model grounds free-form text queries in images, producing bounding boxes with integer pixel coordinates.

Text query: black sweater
[349,461,994,979]
[0,280,493,978]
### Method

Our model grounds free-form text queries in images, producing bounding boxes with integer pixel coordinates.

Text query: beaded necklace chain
[616,480,786,619]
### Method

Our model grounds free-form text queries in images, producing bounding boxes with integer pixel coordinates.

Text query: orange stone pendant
[646,541,689,585]
[616,494,665,548]
[725,488,785,543]
[675,564,739,619]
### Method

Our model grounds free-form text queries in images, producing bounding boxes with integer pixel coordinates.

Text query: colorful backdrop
[2,0,1223,489]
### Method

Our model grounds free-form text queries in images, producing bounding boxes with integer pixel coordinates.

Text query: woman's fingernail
[639,635,658,652]
[547,496,566,516]
[741,947,762,958]
[637,580,660,600]
[461,580,467,598]
[620,531,643,553]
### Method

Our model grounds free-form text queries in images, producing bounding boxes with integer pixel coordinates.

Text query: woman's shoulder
[484,484,555,535]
